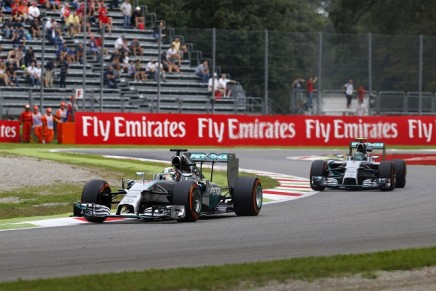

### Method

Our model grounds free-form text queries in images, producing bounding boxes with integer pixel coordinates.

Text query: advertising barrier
[74,113,436,146]
[0,121,20,143]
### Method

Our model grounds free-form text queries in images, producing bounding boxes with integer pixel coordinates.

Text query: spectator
[89,35,102,58]
[218,73,237,98]
[126,60,135,79]
[44,58,54,88]
[134,59,146,82]
[26,61,41,87]
[131,6,144,29]
[23,46,36,67]
[0,62,13,86]
[7,47,21,68]
[166,43,180,73]
[41,108,54,144]
[121,51,130,73]
[356,85,366,116]
[65,11,80,37]
[114,35,130,54]
[58,55,69,88]
[160,51,169,72]
[171,37,187,64]
[75,43,84,64]
[11,25,26,47]
[166,44,181,73]
[32,105,43,143]
[29,18,42,39]
[45,18,57,45]
[1,16,14,39]
[28,2,41,22]
[60,3,71,23]
[292,77,305,112]
[109,49,122,72]
[46,0,61,11]
[145,59,165,82]
[129,37,143,57]
[152,20,166,40]
[306,76,317,111]
[208,73,221,99]
[119,0,132,29]
[20,104,33,143]
[343,79,353,109]
[98,4,112,35]
[195,60,209,83]
[104,65,118,88]
[6,62,17,86]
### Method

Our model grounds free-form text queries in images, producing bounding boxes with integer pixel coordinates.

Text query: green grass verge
[0,247,435,290]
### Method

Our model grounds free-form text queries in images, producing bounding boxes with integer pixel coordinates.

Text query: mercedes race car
[73,149,263,223]
[310,139,406,191]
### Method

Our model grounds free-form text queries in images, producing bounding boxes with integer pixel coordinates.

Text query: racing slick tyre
[232,177,262,216]
[173,180,202,222]
[393,159,406,188]
[310,160,327,191]
[81,179,112,223]
[379,161,396,191]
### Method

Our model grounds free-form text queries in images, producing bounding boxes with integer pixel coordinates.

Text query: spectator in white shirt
[27,61,41,87]
[218,73,237,98]
[28,2,41,21]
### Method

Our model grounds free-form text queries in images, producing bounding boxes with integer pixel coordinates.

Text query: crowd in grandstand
[0,0,194,89]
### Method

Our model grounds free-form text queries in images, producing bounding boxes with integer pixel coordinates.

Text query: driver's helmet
[354,151,366,161]
[162,167,175,180]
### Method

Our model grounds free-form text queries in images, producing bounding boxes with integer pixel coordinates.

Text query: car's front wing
[311,176,393,190]
[73,203,186,220]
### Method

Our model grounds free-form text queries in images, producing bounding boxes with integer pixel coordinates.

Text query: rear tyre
[310,160,327,191]
[233,177,262,216]
[173,180,202,222]
[379,161,396,191]
[393,159,406,188]
[81,179,112,223]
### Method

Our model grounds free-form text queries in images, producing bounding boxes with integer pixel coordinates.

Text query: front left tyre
[310,160,327,191]
[81,179,112,223]
[173,180,202,222]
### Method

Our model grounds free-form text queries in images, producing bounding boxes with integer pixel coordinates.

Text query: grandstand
[0,3,255,118]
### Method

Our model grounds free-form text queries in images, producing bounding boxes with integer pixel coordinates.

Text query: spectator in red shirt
[306,76,317,111]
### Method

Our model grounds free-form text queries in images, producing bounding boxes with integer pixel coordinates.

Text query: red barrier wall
[0,121,20,143]
[74,113,436,146]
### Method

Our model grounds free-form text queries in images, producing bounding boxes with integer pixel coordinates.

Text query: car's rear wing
[189,152,239,188]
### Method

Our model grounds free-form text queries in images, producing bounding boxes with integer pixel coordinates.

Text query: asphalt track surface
[1,148,436,282]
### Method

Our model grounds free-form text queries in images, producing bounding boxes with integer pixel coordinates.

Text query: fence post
[317,31,323,115]
[368,33,373,116]
[82,0,88,112]
[419,34,423,115]
[264,29,269,115]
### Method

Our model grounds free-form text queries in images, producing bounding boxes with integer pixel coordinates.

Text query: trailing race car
[73,149,263,223]
[310,138,406,191]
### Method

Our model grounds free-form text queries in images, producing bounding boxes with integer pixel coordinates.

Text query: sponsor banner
[0,121,20,143]
[74,112,436,146]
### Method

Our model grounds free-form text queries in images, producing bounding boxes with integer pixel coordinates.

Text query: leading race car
[73,149,263,223]
[310,138,406,191]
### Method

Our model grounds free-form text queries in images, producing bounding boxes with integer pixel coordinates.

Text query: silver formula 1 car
[73,149,263,222]
[310,139,406,191]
